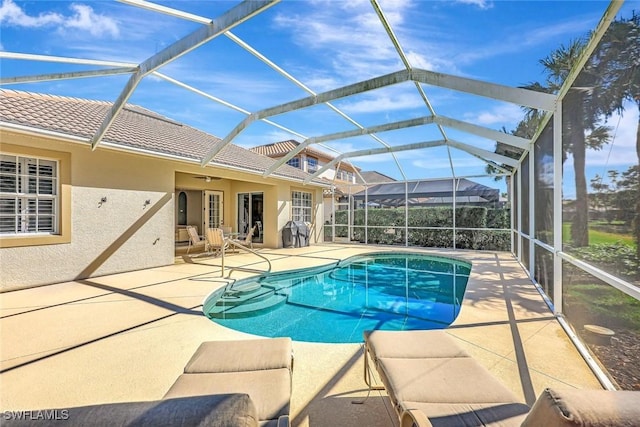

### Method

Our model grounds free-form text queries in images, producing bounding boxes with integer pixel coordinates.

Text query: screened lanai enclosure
[1,0,638,390]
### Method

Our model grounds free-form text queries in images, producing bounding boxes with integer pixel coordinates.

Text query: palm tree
[524,39,610,247]
[588,12,640,258]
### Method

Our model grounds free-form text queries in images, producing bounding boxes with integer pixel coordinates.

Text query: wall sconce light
[144,199,151,206]
[98,196,107,207]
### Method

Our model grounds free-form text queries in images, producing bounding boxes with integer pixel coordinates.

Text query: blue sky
[1,0,638,198]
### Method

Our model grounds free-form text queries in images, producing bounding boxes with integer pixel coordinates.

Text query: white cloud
[0,0,62,27]
[272,2,408,83]
[338,91,424,114]
[454,0,494,10]
[0,0,119,38]
[64,4,119,38]
[464,104,524,126]
[584,106,639,167]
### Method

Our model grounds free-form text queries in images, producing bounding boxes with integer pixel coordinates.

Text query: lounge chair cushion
[183,338,292,373]
[365,330,470,359]
[164,369,291,421]
[401,402,529,427]
[2,394,257,427]
[521,388,640,427]
[377,357,522,407]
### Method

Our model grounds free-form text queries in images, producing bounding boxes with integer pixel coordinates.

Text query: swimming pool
[203,252,471,343]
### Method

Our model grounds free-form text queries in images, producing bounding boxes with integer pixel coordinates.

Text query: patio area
[0,244,601,426]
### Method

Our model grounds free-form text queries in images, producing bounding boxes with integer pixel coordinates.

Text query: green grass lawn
[563,223,635,246]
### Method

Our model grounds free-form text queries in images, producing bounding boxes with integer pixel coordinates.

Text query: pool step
[208,293,288,319]
[215,284,279,307]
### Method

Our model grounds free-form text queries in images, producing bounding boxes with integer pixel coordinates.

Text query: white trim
[559,251,640,301]
[553,103,563,313]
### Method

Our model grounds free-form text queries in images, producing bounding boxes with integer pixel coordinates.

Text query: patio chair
[186,225,207,254]
[229,224,257,250]
[206,228,229,257]
[164,338,293,427]
[221,225,233,237]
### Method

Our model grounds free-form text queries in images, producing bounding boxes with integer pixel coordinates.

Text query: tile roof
[356,170,397,184]
[0,90,325,185]
[251,139,359,172]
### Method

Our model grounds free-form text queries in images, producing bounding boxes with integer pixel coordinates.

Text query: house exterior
[250,140,361,223]
[250,140,360,185]
[0,90,327,290]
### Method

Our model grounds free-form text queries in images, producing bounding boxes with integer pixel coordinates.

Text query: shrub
[330,206,510,250]
[569,243,639,280]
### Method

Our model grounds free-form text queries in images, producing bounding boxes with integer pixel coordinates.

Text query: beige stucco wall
[1,129,328,290]
[0,130,177,290]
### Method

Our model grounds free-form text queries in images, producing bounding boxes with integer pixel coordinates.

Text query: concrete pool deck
[0,244,602,426]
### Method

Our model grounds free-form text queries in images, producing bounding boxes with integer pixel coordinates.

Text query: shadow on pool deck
[0,244,602,426]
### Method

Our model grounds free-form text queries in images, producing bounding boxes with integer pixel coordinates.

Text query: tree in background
[588,12,640,258]
[524,40,610,247]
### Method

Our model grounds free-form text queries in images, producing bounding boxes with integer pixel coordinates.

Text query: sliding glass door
[237,192,263,243]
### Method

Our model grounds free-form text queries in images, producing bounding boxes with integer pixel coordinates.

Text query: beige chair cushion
[365,330,469,359]
[522,388,640,427]
[377,357,521,407]
[183,338,292,373]
[164,369,291,421]
[3,394,258,427]
[401,401,529,427]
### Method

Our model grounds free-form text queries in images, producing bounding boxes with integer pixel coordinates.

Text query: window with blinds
[0,155,58,235]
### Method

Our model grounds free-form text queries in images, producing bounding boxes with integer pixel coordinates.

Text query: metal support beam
[447,140,519,168]
[370,0,448,142]
[1,67,136,85]
[411,68,557,111]
[122,0,404,178]
[200,69,412,165]
[522,1,622,148]
[90,0,278,150]
[553,101,563,313]
[517,166,523,260]
[153,71,308,140]
[434,116,530,150]
[0,51,136,67]
[510,174,515,254]
[264,115,435,176]
[304,140,446,183]
[529,144,535,277]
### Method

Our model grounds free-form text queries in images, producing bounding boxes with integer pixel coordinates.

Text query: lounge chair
[186,225,207,254]
[3,338,293,427]
[362,329,640,427]
[164,338,293,427]
[2,394,258,427]
[206,227,229,256]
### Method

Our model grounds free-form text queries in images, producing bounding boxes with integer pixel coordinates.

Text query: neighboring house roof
[251,140,360,173]
[352,178,499,207]
[357,170,397,184]
[0,90,326,185]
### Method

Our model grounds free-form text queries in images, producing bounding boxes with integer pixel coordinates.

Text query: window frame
[1,154,59,235]
[287,157,301,169]
[0,143,71,248]
[307,156,318,173]
[291,190,313,223]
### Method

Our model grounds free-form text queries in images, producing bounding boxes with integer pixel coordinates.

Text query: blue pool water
[203,252,471,343]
